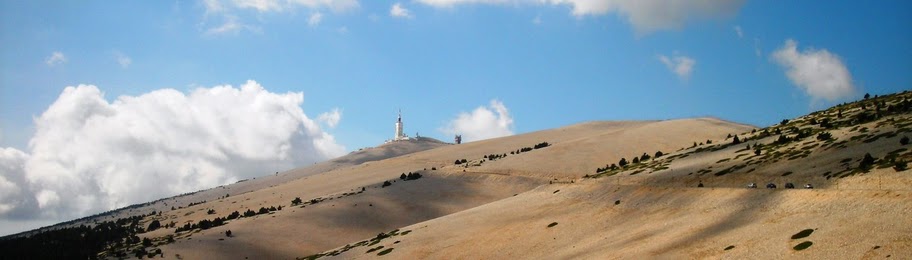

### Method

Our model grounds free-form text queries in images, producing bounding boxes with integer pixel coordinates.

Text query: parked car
[766,183,777,189]
[784,183,795,189]
[748,183,757,188]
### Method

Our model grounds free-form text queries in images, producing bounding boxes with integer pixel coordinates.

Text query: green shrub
[901,136,909,145]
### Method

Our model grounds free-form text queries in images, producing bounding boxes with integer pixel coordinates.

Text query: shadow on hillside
[301,173,534,255]
[331,141,443,165]
[653,188,781,255]
[547,184,782,259]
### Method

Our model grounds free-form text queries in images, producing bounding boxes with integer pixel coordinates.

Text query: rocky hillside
[2,91,909,259]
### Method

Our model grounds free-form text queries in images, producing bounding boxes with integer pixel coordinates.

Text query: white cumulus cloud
[203,0,227,15]
[318,108,342,128]
[113,51,132,68]
[308,12,323,26]
[200,0,358,35]
[205,15,246,35]
[0,80,345,222]
[45,51,67,66]
[772,39,856,102]
[734,25,743,38]
[390,3,413,18]
[228,0,359,13]
[287,0,360,12]
[547,0,745,34]
[0,148,29,217]
[234,0,284,12]
[416,0,512,8]
[658,53,696,80]
[417,0,744,34]
[441,100,514,142]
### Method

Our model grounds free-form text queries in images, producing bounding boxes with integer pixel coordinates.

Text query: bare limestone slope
[10,92,905,259]
[27,117,740,259]
[141,118,750,259]
[327,92,912,259]
[5,137,450,239]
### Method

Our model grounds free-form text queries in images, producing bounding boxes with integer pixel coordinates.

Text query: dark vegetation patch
[547,222,558,228]
[0,212,160,259]
[366,246,384,253]
[301,229,408,260]
[791,229,814,239]
[398,172,423,181]
[713,164,747,177]
[733,153,750,160]
[376,248,394,256]
[793,241,814,251]
[176,204,284,233]
[724,245,735,251]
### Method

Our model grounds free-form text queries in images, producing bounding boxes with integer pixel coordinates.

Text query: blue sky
[2,0,910,151]
[0,0,910,235]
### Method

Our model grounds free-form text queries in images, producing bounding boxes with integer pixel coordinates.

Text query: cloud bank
[0,80,345,222]
[441,100,514,142]
[658,53,696,81]
[772,39,856,102]
[417,0,745,34]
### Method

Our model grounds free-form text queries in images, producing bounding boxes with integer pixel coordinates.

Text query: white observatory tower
[394,109,408,141]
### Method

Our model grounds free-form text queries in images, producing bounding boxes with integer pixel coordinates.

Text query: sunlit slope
[328,92,912,259]
[135,118,752,258]
[404,118,754,179]
[16,137,449,236]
